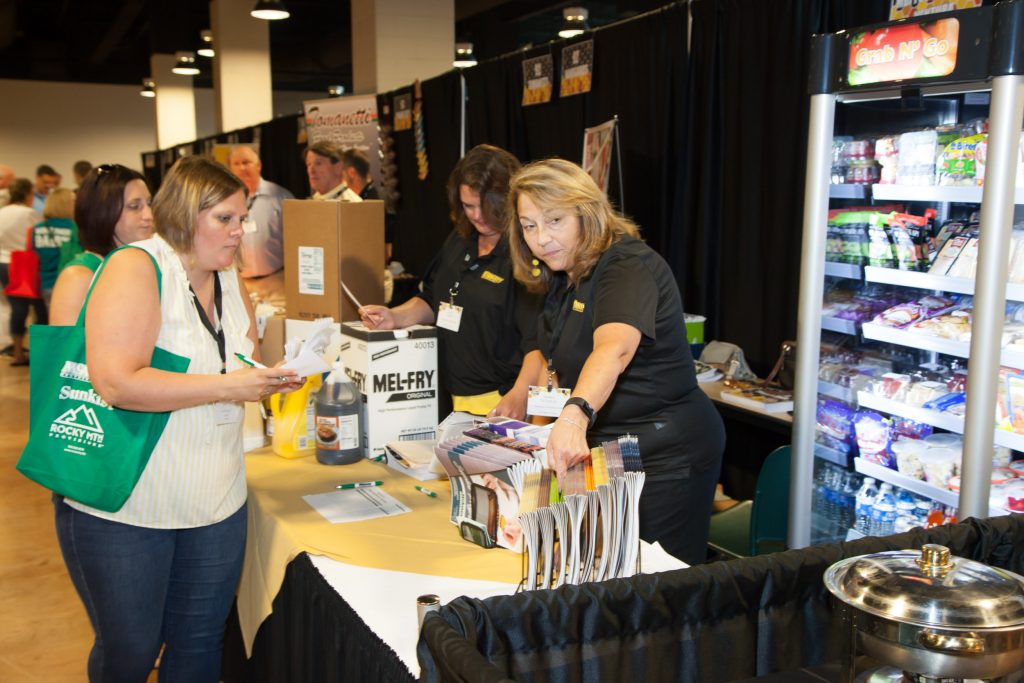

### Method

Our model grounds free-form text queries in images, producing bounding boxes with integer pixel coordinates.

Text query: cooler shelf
[863,266,1024,302]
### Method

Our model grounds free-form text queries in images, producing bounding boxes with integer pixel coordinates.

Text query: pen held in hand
[415,485,438,498]
[341,280,363,311]
[235,352,268,369]
[336,481,384,490]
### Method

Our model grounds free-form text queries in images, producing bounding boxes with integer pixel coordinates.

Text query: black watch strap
[564,396,597,427]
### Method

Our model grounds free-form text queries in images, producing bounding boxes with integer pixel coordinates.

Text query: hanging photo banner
[394,93,413,132]
[560,40,594,97]
[847,17,959,86]
[582,119,616,193]
[522,54,554,106]
[889,0,981,21]
[303,94,382,185]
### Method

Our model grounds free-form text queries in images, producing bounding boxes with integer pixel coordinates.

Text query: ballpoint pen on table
[336,481,384,490]
[415,485,437,498]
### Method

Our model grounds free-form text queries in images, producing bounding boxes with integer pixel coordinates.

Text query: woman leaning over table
[54,156,303,682]
[507,158,725,565]
[49,164,154,326]
[360,144,543,419]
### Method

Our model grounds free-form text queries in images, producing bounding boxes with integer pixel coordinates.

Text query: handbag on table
[16,246,191,512]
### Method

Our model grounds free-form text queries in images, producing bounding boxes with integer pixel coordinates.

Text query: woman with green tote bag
[50,156,305,682]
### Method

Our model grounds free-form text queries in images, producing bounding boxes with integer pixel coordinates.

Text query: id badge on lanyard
[437,252,478,333]
[527,286,576,417]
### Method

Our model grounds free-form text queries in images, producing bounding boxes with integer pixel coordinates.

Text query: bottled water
[839,472,859,531]
[870,483,897,537]
[854,477,878,534]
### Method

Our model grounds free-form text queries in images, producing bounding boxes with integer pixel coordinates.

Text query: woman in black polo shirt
[360,145,543,419]
[507,158,724,564]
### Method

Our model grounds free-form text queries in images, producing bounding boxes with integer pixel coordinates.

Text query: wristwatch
[564,396,597,428]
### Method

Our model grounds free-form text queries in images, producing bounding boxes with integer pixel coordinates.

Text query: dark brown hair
[74,164,149,256]
[304,140,344,164]
[446,145,520,240]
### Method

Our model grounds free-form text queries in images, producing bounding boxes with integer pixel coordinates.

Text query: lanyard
[544,281,576,390]
[448,250,481,305]
[190,275,226,374]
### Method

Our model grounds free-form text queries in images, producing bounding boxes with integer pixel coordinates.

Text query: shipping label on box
[339,322,438,459]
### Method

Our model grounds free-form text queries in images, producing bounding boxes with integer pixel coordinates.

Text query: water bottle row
[812,461,954,539]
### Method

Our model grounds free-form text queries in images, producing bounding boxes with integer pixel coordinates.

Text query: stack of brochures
[433,419,646,589]
[517,434,645,590]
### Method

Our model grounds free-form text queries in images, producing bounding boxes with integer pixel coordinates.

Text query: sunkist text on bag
[15,246,191,512]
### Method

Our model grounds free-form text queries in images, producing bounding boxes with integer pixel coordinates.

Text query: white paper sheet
[303,487,411,523]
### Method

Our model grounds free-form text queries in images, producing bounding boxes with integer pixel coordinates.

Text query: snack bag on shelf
[875,135,899,184]
[816,398,857,456]
[938,133,987,186]
[945,236,980,278]
[871,372,911,401]
[866,213,896,267]
[897,129,938,186]
[854,411,894,469]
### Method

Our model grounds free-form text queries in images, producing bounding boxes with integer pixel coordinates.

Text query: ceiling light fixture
[197,30,215,58]
[171,52,200,76]
[251,1,290,20]
[327,85,345,97]
[558,7,589,38]
[453,43,477,68]
[140,78,156,98]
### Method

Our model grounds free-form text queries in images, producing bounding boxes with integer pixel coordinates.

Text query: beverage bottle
[895,488,917,525]
[270,373,322,459]
[314,361,364,465]
[840,472,859,531]
[854,477,878,534]
[812,464,828,518]
[871,483,897,536]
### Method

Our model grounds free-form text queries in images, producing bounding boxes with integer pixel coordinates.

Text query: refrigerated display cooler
[790,1,1024,547]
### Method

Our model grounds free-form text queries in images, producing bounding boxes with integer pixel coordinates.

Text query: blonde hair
[507,158,639,293]
[152,156,245,254]
[43,187,76,220]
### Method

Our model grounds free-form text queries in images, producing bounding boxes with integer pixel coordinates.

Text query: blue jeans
[54,498,247,683]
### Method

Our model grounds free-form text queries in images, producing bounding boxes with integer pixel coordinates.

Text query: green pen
[235,352,267,369]
[336,481,383,490]
[415,485,438,498]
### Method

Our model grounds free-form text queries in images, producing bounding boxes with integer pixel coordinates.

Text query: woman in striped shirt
[54,156,304,682]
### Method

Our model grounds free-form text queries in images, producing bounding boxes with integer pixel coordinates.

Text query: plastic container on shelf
[922,432,962,449]
[892,439,926,479]
[918,447,959,488]
[314,361,364,466]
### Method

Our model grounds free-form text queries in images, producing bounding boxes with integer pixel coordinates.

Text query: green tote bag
[16,246,190,512]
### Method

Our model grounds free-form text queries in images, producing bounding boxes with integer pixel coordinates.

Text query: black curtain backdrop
[463,2,690,281]
[139,0,901,373]
[683,0,891,374]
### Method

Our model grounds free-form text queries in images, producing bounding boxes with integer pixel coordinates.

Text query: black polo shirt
[538,235,720,475]
[417,231,541,396]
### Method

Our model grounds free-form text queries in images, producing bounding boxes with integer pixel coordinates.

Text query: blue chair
[708,445,791,558]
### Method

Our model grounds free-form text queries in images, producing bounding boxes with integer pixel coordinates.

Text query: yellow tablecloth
[238,447,523,655]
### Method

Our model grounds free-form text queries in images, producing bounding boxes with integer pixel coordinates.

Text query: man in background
[341,148,396,261]
[228,144,294,304]
[72,160,92,190]
[0,165,14,208]
[304,142,361,202]
[32,164,60,212]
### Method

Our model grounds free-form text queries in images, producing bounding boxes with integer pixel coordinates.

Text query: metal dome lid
[824,544,1024,629]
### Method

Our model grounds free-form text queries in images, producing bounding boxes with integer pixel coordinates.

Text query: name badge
[437,302,463,332]
[242,217,258,234]
[527,386,571,417]
[214,401,244,426]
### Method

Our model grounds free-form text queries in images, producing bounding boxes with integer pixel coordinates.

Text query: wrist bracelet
[559,416,587,431]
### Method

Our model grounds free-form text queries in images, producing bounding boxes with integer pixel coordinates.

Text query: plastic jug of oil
[270,372,322,458]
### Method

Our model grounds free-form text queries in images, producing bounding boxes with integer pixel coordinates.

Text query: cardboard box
[338,321,438,460]
[258,314,286,367]
[283,199,385,323]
